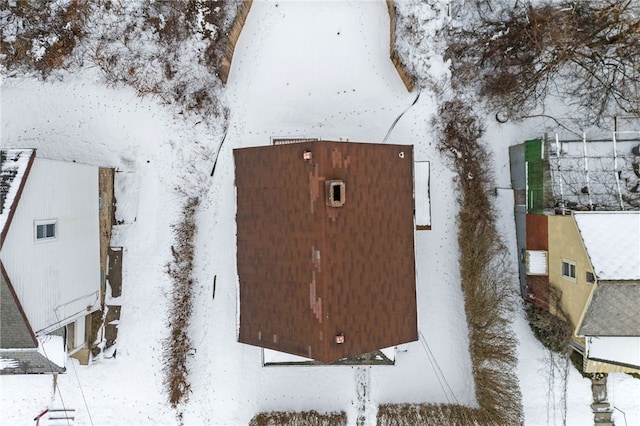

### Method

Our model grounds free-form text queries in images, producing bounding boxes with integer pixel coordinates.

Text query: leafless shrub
[85,0,233,117]
[163,197,199,412]
[250,410,347,426]
[1,0,235,117]
[445,0,640,126]
[380,101,524,425]
[0,0,92,76]
[526,302,572,354]
[378,403,495,426]
[436,100,523,424]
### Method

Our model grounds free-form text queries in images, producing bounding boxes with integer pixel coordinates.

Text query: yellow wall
[548,215,596,332]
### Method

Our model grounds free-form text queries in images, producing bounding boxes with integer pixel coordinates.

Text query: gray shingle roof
[578,283,640,336]
[0,350,65,374]
[1,263,36,349]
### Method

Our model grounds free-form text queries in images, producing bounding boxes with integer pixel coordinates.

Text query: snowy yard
[1,1,639,425]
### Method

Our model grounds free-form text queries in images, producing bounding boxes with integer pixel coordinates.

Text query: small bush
[526,302,572,354]
[442,101,522,425]
[0,0,92,76]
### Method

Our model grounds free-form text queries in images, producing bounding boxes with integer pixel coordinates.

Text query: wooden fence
[385,0,415,92]
[219,0,254,84]
[220,0,415,92]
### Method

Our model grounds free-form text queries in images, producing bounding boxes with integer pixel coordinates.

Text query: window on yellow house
[562,261,576,280]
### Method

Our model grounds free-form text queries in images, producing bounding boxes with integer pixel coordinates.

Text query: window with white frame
[35,220,57,241]
[562,260,576,280]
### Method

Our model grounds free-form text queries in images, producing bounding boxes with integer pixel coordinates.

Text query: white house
[1,149,102,374]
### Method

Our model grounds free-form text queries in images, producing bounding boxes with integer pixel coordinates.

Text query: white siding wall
[588,336,640,368]
[0,158,100,335]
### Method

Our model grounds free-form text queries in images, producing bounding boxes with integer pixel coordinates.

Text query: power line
[67,347,95,426]
[54,309,95,426]
[418,331,459,405]
[382,89,421,143]
[39,336,71,426]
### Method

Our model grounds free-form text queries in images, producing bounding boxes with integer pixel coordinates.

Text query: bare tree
[446,0,640,126]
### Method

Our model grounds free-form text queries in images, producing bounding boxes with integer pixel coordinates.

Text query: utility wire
[418,331,459,405]
[54,309,95,426]
[382,89,421,143]
[67,343,95,426]
[39,337,71,426]
[420,338,450,404]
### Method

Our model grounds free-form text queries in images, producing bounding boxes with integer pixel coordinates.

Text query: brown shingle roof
[234,141,418,362]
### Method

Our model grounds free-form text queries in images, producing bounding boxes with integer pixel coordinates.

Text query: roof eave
[0,149,36,249]
[0,260,38,348]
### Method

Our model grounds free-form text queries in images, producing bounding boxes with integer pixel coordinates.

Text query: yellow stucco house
[510,137,640,374]
[529,211,640,374]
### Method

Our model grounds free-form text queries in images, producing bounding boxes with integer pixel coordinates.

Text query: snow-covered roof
[0,149,35,245]
[574,211,640,280]
[578,283,640,336]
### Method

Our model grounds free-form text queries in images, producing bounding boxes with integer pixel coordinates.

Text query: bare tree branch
[446,0,640,126]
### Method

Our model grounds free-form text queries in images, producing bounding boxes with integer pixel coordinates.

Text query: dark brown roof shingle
[234,141,418,362]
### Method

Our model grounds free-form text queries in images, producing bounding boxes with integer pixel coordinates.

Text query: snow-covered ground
[1,1,639,425]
